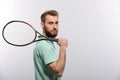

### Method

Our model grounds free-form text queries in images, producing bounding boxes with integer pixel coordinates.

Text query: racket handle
[48,38,58,42]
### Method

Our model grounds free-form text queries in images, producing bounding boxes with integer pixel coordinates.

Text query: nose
[53,23,58,29]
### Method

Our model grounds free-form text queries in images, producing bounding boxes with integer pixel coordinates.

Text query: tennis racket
[2,20,58,47]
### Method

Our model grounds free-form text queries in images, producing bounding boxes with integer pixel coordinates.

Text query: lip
[52,29,57,32]
[51,30,57,33]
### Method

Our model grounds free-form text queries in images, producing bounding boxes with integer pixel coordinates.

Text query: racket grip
[48,38,58,42]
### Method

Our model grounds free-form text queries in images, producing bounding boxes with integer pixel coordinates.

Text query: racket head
[2,20,37,46]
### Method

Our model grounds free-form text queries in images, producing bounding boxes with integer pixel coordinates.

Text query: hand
[57,37,68,49]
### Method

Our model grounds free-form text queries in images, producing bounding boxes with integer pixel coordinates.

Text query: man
[33,10,68,80]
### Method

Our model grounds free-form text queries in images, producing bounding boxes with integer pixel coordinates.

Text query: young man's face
[42,15,59,38]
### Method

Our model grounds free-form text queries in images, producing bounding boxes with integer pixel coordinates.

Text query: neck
[42,32,47,37]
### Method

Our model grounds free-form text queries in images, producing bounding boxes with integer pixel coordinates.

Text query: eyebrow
[48,21,59,24]
[56,21,59,24]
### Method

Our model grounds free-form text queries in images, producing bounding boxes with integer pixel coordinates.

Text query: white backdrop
[1,0,120,80]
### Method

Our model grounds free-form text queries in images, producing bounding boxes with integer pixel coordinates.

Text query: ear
[41,22,44,29]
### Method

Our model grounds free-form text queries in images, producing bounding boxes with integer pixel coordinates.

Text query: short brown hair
[41,10,58,22]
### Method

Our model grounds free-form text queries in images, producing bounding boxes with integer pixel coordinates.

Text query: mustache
[52,28,58,32]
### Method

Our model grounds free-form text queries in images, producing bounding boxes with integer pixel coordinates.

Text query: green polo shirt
[33,36,61,80]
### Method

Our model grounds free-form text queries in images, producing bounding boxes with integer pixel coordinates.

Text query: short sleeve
[38,41,57,65]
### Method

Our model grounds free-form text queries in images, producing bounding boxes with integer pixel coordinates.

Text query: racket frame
[2,20,58,46]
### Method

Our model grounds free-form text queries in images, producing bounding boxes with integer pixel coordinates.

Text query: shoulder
[33,41,49,55]
[35,40,54,49]
[35,40,48,48]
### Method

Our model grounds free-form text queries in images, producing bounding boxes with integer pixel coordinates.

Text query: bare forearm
[56,47,66,75]
[47,38,68,77]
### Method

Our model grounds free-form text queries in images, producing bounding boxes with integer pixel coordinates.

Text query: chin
[50,34,57,38]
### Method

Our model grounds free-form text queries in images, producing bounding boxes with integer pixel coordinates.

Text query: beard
[44,26,58,38]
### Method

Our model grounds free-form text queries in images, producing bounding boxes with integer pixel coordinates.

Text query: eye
[56,21,59,24]
[48,22,54,25]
